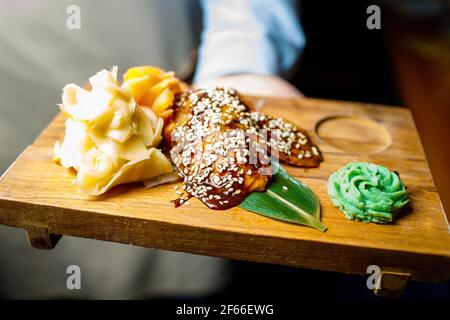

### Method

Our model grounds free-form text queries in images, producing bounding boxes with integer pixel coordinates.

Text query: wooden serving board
[1,97,449,289]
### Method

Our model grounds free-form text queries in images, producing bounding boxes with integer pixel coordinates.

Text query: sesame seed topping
[170,87,321,210]
[312,146,319,156]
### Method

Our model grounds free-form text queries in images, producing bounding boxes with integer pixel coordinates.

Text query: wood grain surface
[0,96,449,282]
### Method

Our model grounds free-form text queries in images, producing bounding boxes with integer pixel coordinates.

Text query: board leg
[26,226,62,250]
[374,270,411,298]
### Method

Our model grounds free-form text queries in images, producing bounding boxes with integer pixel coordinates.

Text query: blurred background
[0,0,449,300]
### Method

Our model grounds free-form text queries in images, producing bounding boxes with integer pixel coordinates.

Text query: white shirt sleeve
[194,0,306,83]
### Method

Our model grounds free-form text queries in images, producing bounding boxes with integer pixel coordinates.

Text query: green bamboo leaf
[240,164,326,232]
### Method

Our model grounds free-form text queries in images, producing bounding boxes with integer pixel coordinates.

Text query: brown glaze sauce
[168,87,322,210]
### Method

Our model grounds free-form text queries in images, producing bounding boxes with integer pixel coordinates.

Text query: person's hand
[194,74,303,98]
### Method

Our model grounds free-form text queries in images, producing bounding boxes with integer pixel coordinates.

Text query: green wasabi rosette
[328,162,409,223]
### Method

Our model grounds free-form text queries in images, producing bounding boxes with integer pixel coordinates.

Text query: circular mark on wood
[315,115,392,155]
